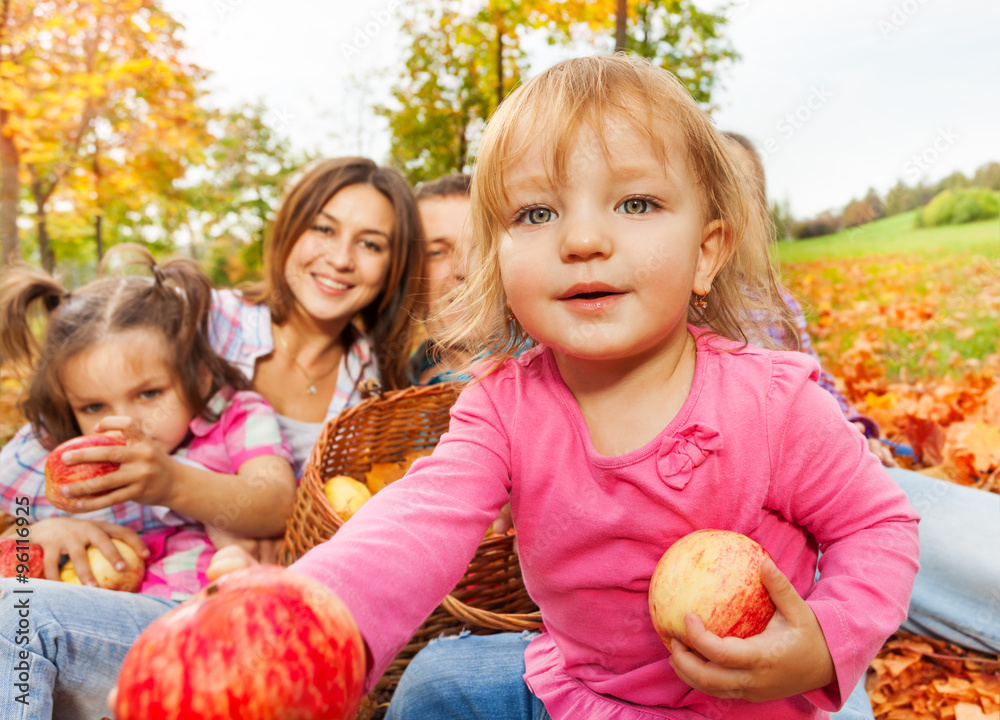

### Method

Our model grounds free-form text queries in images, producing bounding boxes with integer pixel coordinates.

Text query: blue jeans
[831,676,876,719]
[387,631,550,720]
[0,577,177,720]
[821,467,1000,720]
[889,467,1000,653]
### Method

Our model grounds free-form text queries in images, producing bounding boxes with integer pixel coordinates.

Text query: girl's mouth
[559,288,626,314]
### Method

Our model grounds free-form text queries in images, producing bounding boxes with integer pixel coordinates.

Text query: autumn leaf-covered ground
[777,212,1000,494]
[777,212,1000,719]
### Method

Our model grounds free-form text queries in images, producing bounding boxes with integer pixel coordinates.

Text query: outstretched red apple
[44,435,125,512]
[115,565,365,720]
[0,538,45,579]
[649,529,775,647]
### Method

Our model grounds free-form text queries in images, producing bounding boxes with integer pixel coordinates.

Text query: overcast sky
[162,0,1000,219]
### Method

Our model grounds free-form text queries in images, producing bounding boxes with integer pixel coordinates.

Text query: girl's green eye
[140,389,162,400]
[620,198,649,215]
[526,208,552,224]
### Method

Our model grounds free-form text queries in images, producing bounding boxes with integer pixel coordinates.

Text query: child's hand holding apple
[650,530,836,702]
[46,418,178,512]
[14,517,148,586]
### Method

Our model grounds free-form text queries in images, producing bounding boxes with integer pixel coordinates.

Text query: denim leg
[890,467,1000,653]
[0,577,178,720]
[831,673,875,720]
[386,631,550,720]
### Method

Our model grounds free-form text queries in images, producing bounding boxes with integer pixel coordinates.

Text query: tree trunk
[93,142,103,260]
[457,122,468,172]
[95,214,103,260]
[496,20,504,106]
[35,207,52,273]
[29,174,54,273]
[0,108,18,268]
[0,0,19,267]
[615,0,628,54]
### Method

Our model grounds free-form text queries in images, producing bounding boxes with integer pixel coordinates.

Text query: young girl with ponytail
[0,244,295,718]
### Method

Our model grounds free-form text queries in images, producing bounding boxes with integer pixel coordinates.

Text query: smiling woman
[233,157,425,473]
[0,158,426,718]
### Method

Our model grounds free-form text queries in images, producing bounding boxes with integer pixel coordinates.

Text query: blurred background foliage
[1,0,996,286]
[1,0,736,282]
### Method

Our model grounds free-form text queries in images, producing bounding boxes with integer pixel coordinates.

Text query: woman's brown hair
[0,244,248,449]
[243,157,424,391]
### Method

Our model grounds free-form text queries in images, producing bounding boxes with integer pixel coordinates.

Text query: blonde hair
[436,54,795,374]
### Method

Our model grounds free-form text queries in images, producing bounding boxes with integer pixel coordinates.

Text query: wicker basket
[280,384,542,718]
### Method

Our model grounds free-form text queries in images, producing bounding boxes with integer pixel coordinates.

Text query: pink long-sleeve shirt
[291,327,920,719]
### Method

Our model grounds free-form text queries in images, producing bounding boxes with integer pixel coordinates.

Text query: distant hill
[774,212,999,264]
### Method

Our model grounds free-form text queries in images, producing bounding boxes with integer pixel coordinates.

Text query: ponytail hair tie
[151,264,166,287]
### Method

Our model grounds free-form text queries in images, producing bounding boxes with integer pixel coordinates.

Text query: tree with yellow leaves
[0,0,210,272]
[380,0,737,185]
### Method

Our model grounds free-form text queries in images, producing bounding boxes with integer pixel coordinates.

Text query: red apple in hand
[59,539,145,592]
[649,529,776,647]
[44,435,125,512]
[0,538,45,579]
[115,565,366,720]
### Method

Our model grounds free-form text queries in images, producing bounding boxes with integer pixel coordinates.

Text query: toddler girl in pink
[245,56,918,720]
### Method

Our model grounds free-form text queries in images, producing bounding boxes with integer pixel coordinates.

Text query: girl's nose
[558,212,613,262]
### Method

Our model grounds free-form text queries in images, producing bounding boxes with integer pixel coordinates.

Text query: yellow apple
[60,539,145,592]
[648,529,775,647]
[323,475,372,520]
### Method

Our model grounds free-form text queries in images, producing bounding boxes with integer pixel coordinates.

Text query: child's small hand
[491,502,513,535]
[207,545,260,581]
[26,517,149,585]
[667,559,836,703]
[205,524,285,565]
[58,417,176,510]
[854,422,897,468]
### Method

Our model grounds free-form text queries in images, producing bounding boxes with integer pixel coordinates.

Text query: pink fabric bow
[656,423,723,489]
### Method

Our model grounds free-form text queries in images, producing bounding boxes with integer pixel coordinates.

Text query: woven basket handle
[440,594,543,632]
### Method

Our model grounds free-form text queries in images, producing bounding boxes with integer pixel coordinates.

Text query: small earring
[692,291,709,310]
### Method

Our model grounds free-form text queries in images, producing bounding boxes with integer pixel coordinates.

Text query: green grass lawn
[773,212,1000,383]
[772,211,999,264]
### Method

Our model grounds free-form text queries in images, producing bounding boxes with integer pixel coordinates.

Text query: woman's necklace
[273,325,340,395]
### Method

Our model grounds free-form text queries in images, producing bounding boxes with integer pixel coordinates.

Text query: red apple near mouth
[44,435,125,512]
[0,538,45,579]
[114,565,366,720]
[649,529,775,647]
